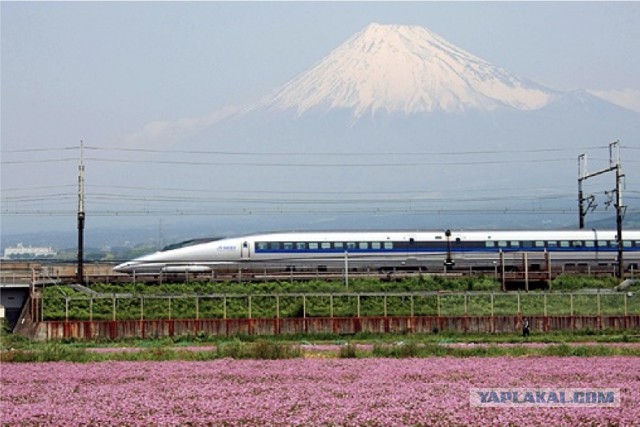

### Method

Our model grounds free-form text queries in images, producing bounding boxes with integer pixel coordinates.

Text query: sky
[2,1,639,242]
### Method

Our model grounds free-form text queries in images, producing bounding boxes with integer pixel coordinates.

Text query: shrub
[338,343,358,358]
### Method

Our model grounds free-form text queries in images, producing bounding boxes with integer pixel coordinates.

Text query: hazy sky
[2,2,639,239]
[3,2,639,150]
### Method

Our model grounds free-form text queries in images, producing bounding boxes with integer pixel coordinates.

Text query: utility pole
[577,154,596,229]
[77,141,86,286]
[614,146,625,279]
[577,141,625,278]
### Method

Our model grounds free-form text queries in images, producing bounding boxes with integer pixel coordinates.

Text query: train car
[114,229,640,275]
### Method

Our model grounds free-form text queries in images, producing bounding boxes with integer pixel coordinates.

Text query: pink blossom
[2,357,638,426]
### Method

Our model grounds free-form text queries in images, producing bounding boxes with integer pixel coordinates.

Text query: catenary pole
[77,141,85,286]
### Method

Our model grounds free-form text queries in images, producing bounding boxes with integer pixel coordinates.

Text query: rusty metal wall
[39,315,640,341]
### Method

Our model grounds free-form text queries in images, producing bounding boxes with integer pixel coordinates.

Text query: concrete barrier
[35,314,640,341]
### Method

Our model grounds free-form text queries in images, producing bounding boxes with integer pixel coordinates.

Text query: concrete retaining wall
[35,315,640,341]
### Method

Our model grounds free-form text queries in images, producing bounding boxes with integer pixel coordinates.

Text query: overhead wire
[2,143,637,218]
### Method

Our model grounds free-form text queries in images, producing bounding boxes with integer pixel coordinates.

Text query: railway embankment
[8,275,638,341]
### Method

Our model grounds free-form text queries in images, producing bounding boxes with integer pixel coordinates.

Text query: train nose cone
[114,262,134,273]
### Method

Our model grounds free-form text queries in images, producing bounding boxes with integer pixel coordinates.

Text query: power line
[81,144,615,157]
[2,144,621,157]
[0,146,78,153]
[80,156,577,167]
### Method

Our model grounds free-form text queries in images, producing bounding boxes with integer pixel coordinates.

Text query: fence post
[357,294,361,318]
[624,293,628,316]
[464,293,468,315]
[276,295,280,319]
[597,292,601,316]
[410,294,414,317]
[248,295,252,319]
[112,296,116,321]
[570,293,574,316]
[140,296,144,321]
[544,293,547,317]
[223,295,227,320]
[384,295,388,317]
[195,296,199,320]
[65,297,69,322]
[517,292,521,315]
[330,294,334,318]
[89,298,93,322]
[303,295,306,319]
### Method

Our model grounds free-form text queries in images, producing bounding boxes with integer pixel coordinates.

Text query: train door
[241,241,251,260]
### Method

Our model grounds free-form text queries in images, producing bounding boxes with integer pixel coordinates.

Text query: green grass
[3,335,640,363]
[37,275,638,321]
[41,290,639,321]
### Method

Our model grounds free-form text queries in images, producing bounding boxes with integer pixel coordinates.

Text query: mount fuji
[192,22,638,152]
[124,23,638,231]
[260,23,555,116]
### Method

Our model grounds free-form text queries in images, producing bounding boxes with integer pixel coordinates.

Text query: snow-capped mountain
[261,23,555,117]
[113,22,638,234]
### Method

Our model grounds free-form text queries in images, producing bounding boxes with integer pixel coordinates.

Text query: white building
[3,243,57,258]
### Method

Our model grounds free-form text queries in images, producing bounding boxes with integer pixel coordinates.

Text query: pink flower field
[2,357,639,426]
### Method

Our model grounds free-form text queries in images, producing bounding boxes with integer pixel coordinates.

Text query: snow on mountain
[261,23,555,117]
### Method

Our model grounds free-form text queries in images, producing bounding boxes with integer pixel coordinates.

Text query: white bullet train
[114,229,640,275]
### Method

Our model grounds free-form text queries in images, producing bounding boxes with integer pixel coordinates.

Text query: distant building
[3,243,57,259]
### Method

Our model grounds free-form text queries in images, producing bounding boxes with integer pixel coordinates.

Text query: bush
[373,341,421,358]
[338,343,358,358]
[216,339,301,360]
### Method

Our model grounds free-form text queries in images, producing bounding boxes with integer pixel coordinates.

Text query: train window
[334,242,344,250]
[572,241,583,248]
[347,242,357,250]
[559,241,569,248]
[296,242,306,250]
[309,242,319,250]
[359,242,369,250]
[535,241,545,248]
[585,241,595,248]
[371,242,381,250]
[624,241,632,248]
[485,241,494,248]
[510,241,520,248]
[321,242,331,250]
[283,242,293,250]
[270,242,281,250]
[597,240,608,247]
[257,242,268,251]
[384,242,394,249]
[547,241,558,248]
[498,241,508,248]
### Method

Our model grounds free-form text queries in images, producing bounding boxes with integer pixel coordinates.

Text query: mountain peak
[263,23,555,117]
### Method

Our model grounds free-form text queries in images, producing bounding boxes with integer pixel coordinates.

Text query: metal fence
[36,291,640,323]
